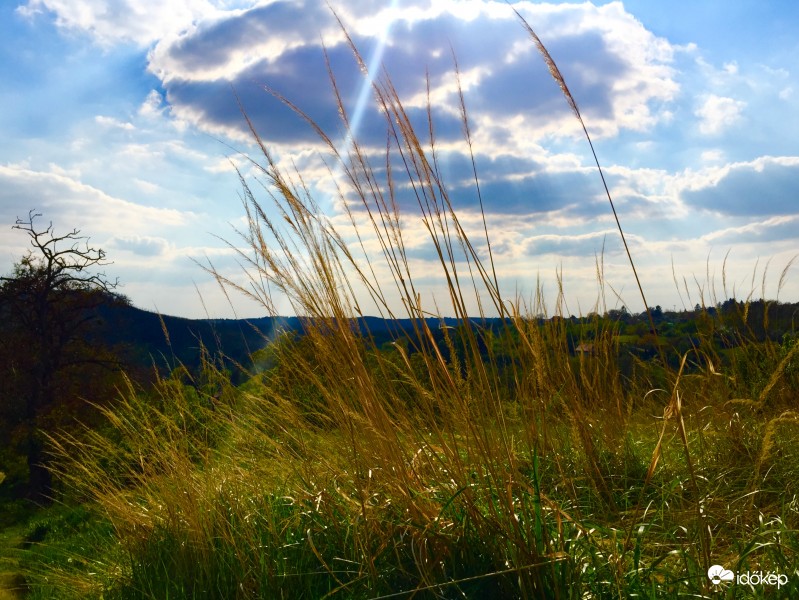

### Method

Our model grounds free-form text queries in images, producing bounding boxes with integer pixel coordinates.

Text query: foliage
[0,211,126,501]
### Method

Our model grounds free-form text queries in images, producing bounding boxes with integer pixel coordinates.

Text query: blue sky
[1,0,797,319]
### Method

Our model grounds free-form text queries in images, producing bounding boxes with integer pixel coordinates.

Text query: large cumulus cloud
[146,1,679,148]
[14,0,684,228]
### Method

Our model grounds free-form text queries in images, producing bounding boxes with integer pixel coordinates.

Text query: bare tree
[0,211,123,501]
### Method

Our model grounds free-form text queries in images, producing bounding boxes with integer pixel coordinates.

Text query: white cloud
[139,90,166,117]
[677,156,799,216]
[16,0,222,47]
[133,178,162,194]
[142,0,680,150]
[20,0,682,159]
[722,61,738,75]
[0,164,240,314]
[111,234,171,256]
[95,115,135,130]
[702,215,799,245]
[694,94,746,135]
[203,155,248,174]
[46,162,82,179]
[700,149,724,163]
[0,164,189,243]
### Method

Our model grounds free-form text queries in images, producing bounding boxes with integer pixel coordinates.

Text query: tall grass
[27,12,799,600]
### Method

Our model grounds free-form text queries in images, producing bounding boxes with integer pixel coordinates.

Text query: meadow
[2,14,799,599]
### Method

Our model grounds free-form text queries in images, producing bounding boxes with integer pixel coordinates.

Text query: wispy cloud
[0,164,189,234]
[95,115,135,130]
[111,234,171,257]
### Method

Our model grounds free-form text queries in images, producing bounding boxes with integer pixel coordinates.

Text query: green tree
[0,211,124,502]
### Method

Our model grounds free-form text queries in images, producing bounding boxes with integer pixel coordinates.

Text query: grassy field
[5,12,799,599]
[12,314,797,599]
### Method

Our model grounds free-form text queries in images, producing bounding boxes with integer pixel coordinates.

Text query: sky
[1,0,798,320]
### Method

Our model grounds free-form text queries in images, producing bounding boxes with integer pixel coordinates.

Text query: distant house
[574,342,595,355]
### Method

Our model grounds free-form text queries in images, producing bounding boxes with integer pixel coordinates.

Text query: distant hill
[93,302,299,380]
[92,301,497,382]
[52,295,799,385]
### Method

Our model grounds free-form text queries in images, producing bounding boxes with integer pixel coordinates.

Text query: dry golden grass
[22,11,799,600]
